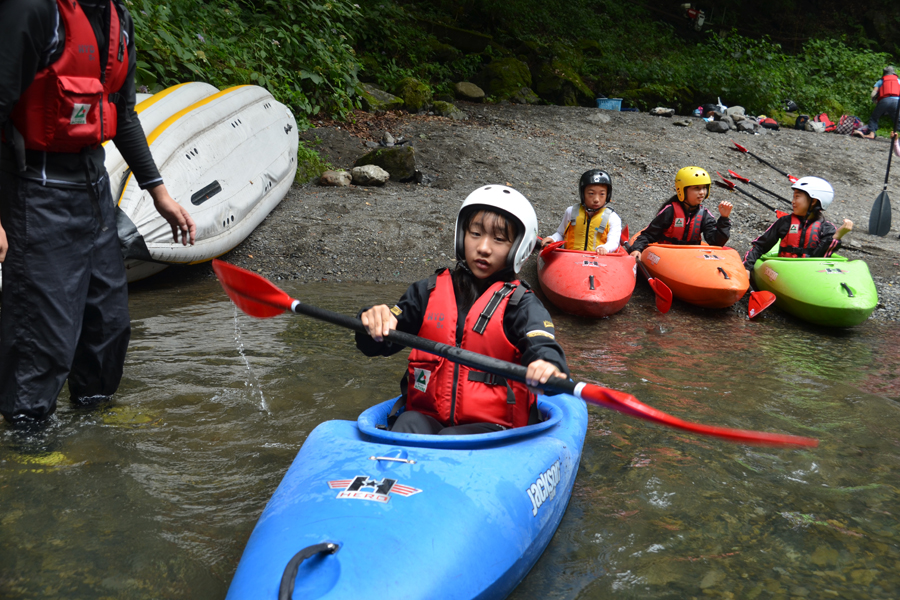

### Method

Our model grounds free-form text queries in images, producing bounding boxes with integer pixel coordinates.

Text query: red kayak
[537,244,636,317]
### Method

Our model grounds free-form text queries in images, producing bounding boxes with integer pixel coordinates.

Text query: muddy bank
[206,103,900,322]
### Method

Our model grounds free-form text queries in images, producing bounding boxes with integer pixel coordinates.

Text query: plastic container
[596,98,623,111]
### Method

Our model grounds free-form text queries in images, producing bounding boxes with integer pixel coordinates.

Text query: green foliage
[128,0,362,119]
[295,140,334,183]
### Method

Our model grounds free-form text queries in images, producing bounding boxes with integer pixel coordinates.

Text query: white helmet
[454,185,539,274]
[791,176,834,210]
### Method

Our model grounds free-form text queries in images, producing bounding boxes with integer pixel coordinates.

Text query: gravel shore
[210,102,900,322]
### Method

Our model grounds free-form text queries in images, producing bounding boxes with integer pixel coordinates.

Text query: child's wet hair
[464,209,518,242]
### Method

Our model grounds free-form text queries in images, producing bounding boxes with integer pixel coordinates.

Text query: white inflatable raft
[117,84,298,281]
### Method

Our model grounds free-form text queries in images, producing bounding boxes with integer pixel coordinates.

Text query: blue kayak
[226,393,588,599]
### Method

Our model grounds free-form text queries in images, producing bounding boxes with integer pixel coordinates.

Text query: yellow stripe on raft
[117,86,248,206]
[102,82,195,148]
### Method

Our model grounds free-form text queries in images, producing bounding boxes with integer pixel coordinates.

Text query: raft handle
[589,275,595,290]
[717,267,730,280]
[279,542,340,600]
[370,456,416,464]
[841,283,854,298]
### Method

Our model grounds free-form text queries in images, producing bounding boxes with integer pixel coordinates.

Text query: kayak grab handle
[370,456,416,464]
[841,283,854,298]
[717,267,730,280]
[589,275,596,290]
[279,542,340,600]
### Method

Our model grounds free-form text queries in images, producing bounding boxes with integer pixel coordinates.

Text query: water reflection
[1,278,898,599]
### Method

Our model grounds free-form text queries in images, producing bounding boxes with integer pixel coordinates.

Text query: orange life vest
[877,74,900,101]
[9,0,129,152]
[406,269,536,428]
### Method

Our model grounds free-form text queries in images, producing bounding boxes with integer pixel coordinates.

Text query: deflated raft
[752,250,878,327]
[117,85,298,282]
[537,245,636,317]
[226,394,588,600]
[640,244,749,309]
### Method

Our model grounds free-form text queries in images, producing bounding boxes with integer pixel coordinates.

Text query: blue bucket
[596,98,623,111]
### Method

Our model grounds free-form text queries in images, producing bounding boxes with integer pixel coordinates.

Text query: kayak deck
[226,394,588,600]
[641,244,749,308]
[537,246,636,317]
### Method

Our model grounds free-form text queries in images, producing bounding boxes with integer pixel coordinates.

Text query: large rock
[530,60,593,106]
[359,83,403,112]
[318,170,351,186]
[454,82,485,102]
[476,58,532,101]
[706,120,731,133]
[650,107,675,117]
[509,87,540,105]
[351,165,389,186]
[394,77,433,113]
[354,145,417,181]
[432,100,468,120]
[725,106,746,117]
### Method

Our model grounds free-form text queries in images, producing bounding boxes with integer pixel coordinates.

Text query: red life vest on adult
[406,269,536,428]
[877,74,900,101]
[9,0,129,153]
[779,215,822,258]
[660,202,703,244]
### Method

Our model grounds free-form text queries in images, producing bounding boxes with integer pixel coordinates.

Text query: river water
[1,276,898,599]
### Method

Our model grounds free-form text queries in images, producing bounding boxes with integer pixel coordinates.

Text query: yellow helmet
[674,167,711,202]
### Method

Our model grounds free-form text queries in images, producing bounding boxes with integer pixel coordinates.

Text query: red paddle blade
[211,259,294,318]
[728,169,749,183]
[788,175,798,183]
[648,278,673,313]
[732,140,749,153]
[775,209,790,219]
[577,384,818,448]
[539,240,565,258]
[620,225,630,245]
[748,290,776,319]
[716,172,736,189]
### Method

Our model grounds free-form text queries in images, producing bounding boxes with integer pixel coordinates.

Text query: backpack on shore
[834,115,863,135]
[814,113,836,132]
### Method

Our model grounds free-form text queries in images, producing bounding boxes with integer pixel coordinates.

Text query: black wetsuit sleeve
[701,207,731,246]
[0,0,57,129]
[502,290,570,378]
[812,220,841,257]
[743,216,789,269]
[631,205,674,253]
[355,278,430,357]
[110,5,163,189]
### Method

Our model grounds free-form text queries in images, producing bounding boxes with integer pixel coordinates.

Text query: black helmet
[579,169,613,204]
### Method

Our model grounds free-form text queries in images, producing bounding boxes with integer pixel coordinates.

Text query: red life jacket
[9,0,129,153]
[779,215,822,257]
[660,202,703,244]
[406,270,536,428]
[877,74,900,101]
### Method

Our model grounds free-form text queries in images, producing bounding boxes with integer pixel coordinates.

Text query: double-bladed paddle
[211,259,816,447]
[868,100,900,236]
[731,140,798,183]
[727,170,791,205]
[635,259,673,314]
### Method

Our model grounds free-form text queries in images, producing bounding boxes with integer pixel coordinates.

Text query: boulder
[725,106,746,117]
[476,58,532,101]
[354,145,417,181]
[673,119,692,127]
[509,87,540,105]
[530,60,593,106]
[454,82,485,102]
[351,165,390,186]
[650,107,675,117]
[318,170,352,187]
[737,119,758,132]
[706,120,731,133]
[722,115,736,129]
[432,100,468,120]
[359,83,403,112]
[394,77,433,113]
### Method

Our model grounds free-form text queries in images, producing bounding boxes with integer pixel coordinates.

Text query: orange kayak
[639,244,749,308]
[537,245,636,317]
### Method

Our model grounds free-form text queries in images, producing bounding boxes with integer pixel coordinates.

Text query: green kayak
[752,251,878,327]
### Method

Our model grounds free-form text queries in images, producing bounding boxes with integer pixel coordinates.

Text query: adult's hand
[0,221,7,262]
[360,304,397,342]
[149,184,196,245]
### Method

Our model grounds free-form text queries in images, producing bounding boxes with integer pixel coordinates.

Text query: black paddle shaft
[716,180,776,212]
[868,97,900,236]
[289,301,578,396]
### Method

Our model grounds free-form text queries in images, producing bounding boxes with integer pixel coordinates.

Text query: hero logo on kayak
[328,476,422,503]
[527,460,561,516]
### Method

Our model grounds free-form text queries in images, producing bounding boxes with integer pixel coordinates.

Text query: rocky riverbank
[204,102,900,322]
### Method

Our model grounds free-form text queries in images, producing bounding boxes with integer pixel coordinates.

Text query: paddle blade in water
[869,190,892,237]
[748,290,776,319]
[648,278,673,313]
[212,259,293,318]
[575,384,819,448]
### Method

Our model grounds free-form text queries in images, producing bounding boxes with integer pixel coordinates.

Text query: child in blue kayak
[743,176,853,270]
[357,185,569,435]
[540,169,622,254]
[628,166,733,259]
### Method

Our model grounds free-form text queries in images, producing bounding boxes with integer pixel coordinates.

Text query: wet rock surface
[208,103,900,322]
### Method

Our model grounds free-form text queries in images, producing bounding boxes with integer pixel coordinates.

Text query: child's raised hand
[836,218,853,239]
[718,200,733,218]
[360,304,397,342]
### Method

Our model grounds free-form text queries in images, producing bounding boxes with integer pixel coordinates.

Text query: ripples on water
[1,279,898,599]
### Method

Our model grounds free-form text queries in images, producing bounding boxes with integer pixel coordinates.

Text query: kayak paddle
[731,140,798,183]
[211,261,815,448]
[748,290,776,319]
[635,259,673,314]
[868,102,900,237]
[539,240,565,257]
[727,169,791,205]
[715,173,777,212]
